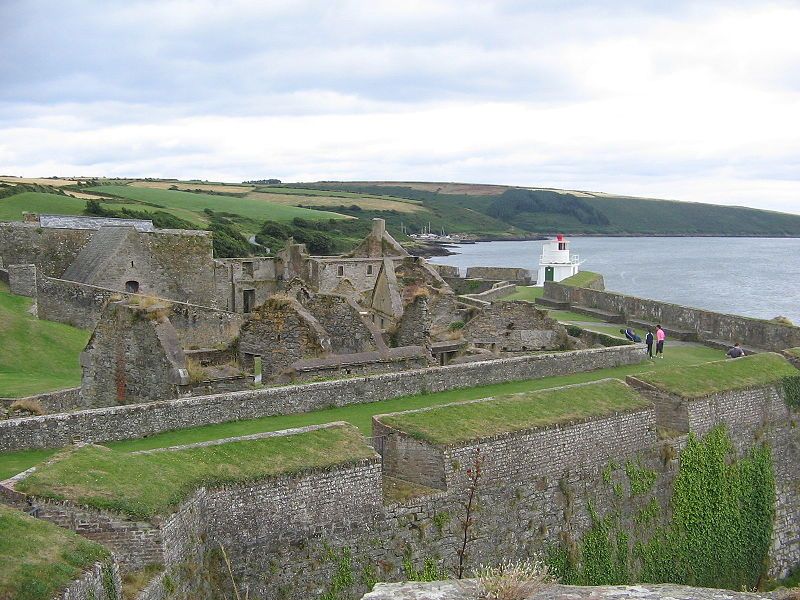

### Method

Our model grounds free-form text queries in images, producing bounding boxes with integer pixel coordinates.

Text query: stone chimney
[371,218,386,239]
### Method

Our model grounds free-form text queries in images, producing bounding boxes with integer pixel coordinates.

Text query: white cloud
[1,0,800,214]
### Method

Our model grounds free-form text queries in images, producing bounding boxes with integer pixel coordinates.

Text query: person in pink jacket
[655,325,666,358]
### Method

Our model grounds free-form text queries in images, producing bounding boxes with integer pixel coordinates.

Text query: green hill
[0,282,88,397]
[295,182,800,237]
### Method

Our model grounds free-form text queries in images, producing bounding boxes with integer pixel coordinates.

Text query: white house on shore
[536,234,582,286]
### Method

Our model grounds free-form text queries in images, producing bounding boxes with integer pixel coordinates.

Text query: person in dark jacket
[645,329,654,359]
[727,343,745,359]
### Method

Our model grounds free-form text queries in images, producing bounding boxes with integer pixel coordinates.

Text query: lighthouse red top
[556,234,564,241]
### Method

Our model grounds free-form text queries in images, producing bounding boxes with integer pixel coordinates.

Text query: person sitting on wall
[622,327,642,343]
[726,343,745,359]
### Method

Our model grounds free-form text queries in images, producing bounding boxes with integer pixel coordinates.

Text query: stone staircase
[61,226,133,284]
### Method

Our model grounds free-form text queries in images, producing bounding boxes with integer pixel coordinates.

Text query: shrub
[472,558,554,600]
[772,315,794,326]
[448,321,465,331]
[10,398,45,416]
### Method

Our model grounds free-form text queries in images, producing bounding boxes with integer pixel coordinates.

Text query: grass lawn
[17,424,374,520]
[0,192,88,221]
[0,282,89,397]
[87,185,348,232]
[498,286,544,302]
[784,347,800,359]
[547,309,605,323]
[0,343,723,480]
[379,379,648,445]
[561,271,603,287]
[0,503,110,600]
[633,353,798,398]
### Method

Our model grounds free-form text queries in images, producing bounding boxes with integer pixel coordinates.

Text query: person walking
[655,325,666,358]
[645,329,654,359]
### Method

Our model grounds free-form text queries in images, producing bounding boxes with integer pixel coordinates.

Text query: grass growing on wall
[560,271,602,288]
[634,353,798,398]
[0,282,89,397]
[0,503,111,600]
[0,343,723,479]
[16,424,374,520]
[378,379,648,445]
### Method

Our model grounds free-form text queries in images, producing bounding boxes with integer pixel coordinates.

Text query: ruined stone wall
[313,258,385,294]
[462,301,568,351]
[290,351,430,383]
[393,296,430,348]
[0,387,82,414]
[544,281,800,351]
[8,263,37,296]
[36,276,242,347]
[80,302,186,407]
[0,344,646,451]
[465,266,532,282]
[59,561,122,600]
[0,222,92,277]
[303,294,379,353]
[29,498,163,571]
[238,300,328,380]
[215,257,279,313]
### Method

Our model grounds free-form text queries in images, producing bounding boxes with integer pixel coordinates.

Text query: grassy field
[87,185,349,232]
[0,343,723,480]
[633,353,798,398]
[499,286,544,302]
[378,379,648,445]
[245,190,423,213]
[0,192,89,221]
[0,503,110,600]
[0,282,88,397]
[17,424,373,520]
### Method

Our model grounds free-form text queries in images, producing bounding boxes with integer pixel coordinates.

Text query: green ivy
[402,557,449,582]
[625,460,657,497]
[547,426,775,592]
[782,375,800,408]
[320,547,354,600]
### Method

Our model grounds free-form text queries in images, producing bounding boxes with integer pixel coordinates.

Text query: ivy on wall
[549,426,776,592]
[782,375,800,408]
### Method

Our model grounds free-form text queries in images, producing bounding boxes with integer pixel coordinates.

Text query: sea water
[429,237,800,324]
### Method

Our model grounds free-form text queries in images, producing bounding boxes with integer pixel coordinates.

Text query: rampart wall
[12,380,795,600]
[543,281,800,351]
[59,561,122,600]
[35,276,242,347]
[0,222,92,277]
[0,344,645,452]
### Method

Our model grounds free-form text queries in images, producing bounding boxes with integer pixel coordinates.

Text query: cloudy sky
[2,0,800,213]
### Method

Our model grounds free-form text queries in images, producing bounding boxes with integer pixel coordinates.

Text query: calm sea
[429,237,800,324]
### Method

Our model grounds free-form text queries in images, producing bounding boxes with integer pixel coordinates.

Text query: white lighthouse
[535,234,581,286]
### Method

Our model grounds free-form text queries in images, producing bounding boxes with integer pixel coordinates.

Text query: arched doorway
[125,280,140,293]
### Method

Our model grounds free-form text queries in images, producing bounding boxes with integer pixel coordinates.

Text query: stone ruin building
[0,213,578,413]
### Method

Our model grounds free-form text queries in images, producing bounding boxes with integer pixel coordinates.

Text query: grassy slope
[499,286,544,302]
[18,424,374,520]
[0,192,88,221]
[0,282,88,397]
[634,353,798,398]
[379,379,648,445]
[0,503,109,600]
[0,344,723,479]
[87,185,348,232]
[302,182,800,237]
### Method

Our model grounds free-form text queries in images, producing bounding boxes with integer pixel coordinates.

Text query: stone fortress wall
[0,344,645,452]
[543,280,800,351]
[5,375,797,600]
